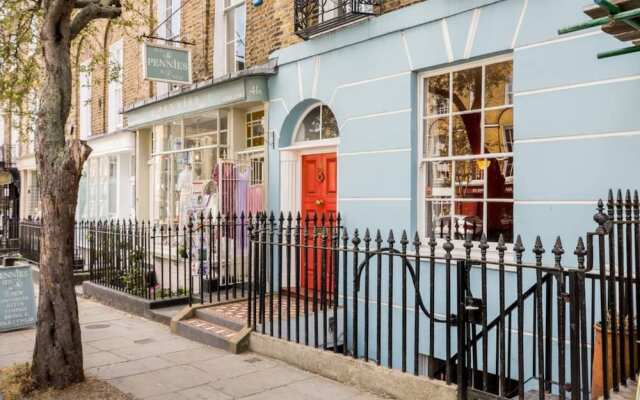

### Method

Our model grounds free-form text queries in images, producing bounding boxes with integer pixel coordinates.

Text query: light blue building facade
[261,0,640,384]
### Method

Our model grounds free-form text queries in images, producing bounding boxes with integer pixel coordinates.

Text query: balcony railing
[294,0,381,39]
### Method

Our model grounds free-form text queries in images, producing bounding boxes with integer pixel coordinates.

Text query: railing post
[456,259,468,400]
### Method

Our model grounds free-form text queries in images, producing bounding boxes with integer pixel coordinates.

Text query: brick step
[195,306,245,331]
[174,317,250,354]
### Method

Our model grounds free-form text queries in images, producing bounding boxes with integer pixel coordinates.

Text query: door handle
[315,199,324,206]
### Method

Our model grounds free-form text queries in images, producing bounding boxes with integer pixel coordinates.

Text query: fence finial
[514,235,525,254]
[375,229,383,247]
[400,230,408,249]
[594,199,608,234]
[442,235,453,255]
[625,189,632,218]
[574,237,586,269]
[413,231,421,249]
[353,229,361,247]
[552,236,564,268]
[533,235,545,258]
[479,233,489,252]
[387,230,395,246]
[497,234,507,252]
[634,190,639,218]
[364,228,371,245]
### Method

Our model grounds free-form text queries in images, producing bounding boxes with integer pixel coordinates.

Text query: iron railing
[83,214,254,303]
[246,190,640,400]
[294,0,380,39]
[19,218,87,270]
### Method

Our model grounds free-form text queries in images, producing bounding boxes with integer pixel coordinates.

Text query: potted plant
[591,313,635,400]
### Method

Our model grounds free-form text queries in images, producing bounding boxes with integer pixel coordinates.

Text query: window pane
[321,106,338,139]
[425,199,451,239]
[425,161,452,198]
[452,113,481,156]
[453,202,483,241]
[487,202,513,243]
[297,106,321,141]
[424,118,448,158]
[485,61,513,108]
[454,159,484,199]
[486,157,513,199]
[484,108,513,154]
[452,67,481,112]
[234,6,245,71]
[425,74,449,116]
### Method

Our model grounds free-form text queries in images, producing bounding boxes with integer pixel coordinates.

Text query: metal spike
[279,212,285,223]
[387,230,396,246]
[533,236,545,256]
[375,229,383,245]
[364,228,371,243]
[413,231,422,248]
[496,234,507,252]
[400,230,409,247]
[478,233,489,251]
[428,231,437,248]
[552,236,564,266]
[625,189,632,215]
[574,237,586,269]
[514,235,525,254]
[342,227,349,241]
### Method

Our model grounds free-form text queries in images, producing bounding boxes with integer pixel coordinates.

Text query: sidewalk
[0,296,385,400]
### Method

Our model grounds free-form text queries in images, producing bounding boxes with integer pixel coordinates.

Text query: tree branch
[70,0,121,39]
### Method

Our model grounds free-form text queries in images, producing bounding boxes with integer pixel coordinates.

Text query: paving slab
[0,294,388,400]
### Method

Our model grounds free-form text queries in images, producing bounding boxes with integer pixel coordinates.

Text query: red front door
[301,153,337,290]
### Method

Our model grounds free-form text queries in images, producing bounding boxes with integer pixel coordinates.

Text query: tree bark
[31,1,91,389]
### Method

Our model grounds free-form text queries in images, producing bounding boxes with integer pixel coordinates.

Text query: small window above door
[295,104,339,143]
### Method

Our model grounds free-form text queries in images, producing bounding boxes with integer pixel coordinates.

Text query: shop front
[125,72,272,225]
[76,130,135,220]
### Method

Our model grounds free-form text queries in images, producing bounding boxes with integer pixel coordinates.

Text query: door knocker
[316,169,325,183]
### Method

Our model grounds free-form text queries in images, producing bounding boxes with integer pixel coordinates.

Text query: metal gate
[0,168,20,250]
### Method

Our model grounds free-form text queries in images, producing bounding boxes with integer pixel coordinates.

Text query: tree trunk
[31,2,91,389]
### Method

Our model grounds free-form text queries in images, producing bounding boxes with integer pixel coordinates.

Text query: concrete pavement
[0,296,386,399]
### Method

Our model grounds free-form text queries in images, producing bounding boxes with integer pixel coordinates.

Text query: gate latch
[465,296,484,324]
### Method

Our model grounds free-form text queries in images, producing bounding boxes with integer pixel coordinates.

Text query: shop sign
[143,42,192,85]
[0,265,36,332]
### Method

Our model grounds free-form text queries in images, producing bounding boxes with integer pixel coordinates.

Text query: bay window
[420,58,514,243]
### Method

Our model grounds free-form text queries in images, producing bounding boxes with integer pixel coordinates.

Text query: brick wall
[245,0,301,67]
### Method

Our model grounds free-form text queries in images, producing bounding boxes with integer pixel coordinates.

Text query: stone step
[174,317,250,354]
[194,305,245,331]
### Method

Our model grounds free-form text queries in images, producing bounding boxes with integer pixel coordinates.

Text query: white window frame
[156,0,182,95]
[107,40,124,133]
[417,55,514,248]
[79,60,92,139]
[224,0,245,75]
[293,102,340,143]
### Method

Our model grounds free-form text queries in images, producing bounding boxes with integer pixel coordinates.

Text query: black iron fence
[82,214,252,302]
[19,218,88,270]
[246,190,640,400]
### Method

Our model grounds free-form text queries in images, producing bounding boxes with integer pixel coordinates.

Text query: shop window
[225,0,245,74]
[151,110,229,225]
[246,110,264,148]
[107,40,123,133]
[420,58,513,243]
[79,60,92,139]
[295,104,339,142]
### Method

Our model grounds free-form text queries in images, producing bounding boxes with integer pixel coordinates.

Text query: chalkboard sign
[0,265,36,332]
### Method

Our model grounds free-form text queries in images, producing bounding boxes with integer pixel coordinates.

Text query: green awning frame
[558,0,640,59]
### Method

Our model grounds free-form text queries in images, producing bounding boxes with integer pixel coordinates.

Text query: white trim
[516,129,640,144]
[515,200,597,205]
[339,108,412,130]
[511,0,528,49]
[339,148,411,157]
[463,9,481,59]
[339,197,411,202]
[297,61,304,101]
[515,29,602,52]
[280,138,340,152]
[515,74,640,97]
[311,56,320,98]
[328,71,411,106]
[401,31,414,71]
[441,19,454,63]
[269,98,290,114]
